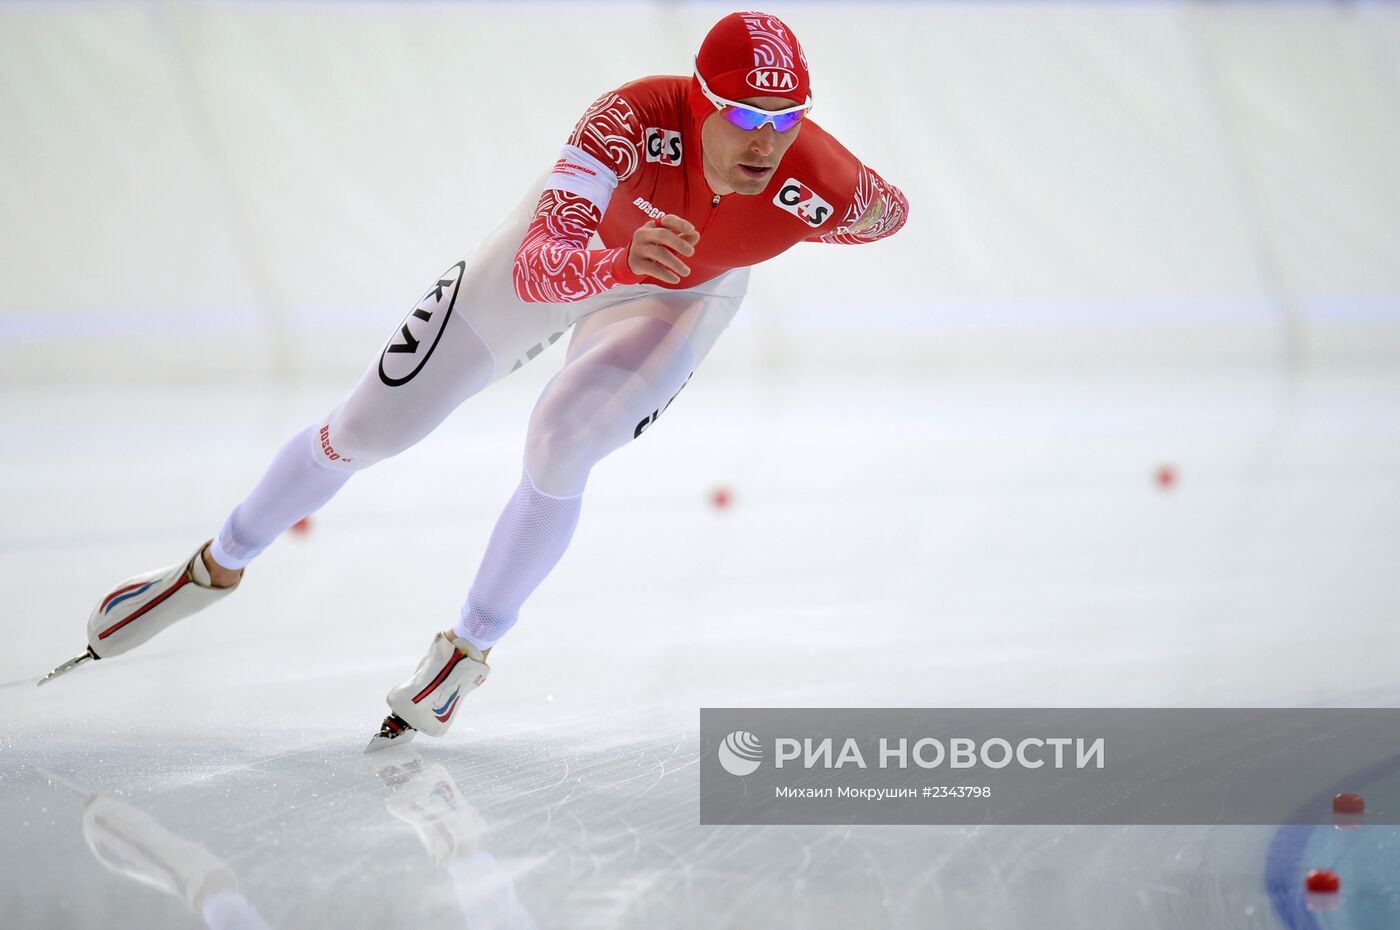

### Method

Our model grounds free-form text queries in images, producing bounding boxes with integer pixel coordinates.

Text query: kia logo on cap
[746,67,798,92]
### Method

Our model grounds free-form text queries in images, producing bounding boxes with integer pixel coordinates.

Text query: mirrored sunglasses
[695,63,811,134]
[720,104,807,133]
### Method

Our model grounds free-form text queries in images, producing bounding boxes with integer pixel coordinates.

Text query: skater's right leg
[211,259,501,572]
[76,260,502,670]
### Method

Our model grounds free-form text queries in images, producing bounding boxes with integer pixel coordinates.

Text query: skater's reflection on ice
[38,759,540,930]
[368,746,541,930]
[37,767,274,930]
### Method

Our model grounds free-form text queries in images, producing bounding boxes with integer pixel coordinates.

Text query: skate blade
[36,648,97,687]
[365,714,417,754]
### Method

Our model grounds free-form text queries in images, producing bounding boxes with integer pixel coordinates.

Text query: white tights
[211,235,745,650]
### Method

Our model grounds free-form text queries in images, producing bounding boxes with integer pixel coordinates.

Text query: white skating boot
[366,632,490,751]
[38,541,239,684]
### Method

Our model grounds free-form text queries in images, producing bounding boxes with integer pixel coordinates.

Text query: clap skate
[366,632,490,752]
[38,541,239,685]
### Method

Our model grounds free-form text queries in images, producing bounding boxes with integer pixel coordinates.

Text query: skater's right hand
[627,215,700,285]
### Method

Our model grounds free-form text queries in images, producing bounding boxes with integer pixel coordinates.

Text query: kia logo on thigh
[379,260,466,387]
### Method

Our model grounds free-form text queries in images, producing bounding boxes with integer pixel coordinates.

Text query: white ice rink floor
[3,363,1400,929]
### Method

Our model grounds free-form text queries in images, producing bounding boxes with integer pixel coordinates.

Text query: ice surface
[3,364,1400,928]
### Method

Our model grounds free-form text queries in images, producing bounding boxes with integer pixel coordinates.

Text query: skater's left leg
[377,309,703,741]
[453,285,743,652]
[374,275,746,745]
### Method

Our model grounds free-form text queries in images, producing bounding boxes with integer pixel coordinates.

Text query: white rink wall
[1,0,1398,383]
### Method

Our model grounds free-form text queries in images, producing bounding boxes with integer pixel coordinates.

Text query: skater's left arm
[809,163,909,245]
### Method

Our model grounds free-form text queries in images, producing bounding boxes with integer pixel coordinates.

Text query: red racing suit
[513,75,909,304]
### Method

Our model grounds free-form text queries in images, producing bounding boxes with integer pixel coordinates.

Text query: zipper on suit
[698,193,722,235]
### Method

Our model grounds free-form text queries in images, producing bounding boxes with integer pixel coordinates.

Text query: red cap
[694,11,810,107]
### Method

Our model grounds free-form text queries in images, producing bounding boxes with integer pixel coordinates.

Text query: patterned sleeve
[512,92,647,303]
[809,164,909,245]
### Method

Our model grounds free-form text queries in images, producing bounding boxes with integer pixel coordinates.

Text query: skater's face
[701,96,803,196]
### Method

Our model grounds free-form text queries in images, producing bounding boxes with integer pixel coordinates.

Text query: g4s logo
[645,128,683,166]
[774,178,832,227]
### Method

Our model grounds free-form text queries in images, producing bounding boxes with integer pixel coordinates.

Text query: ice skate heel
[39,541,239,686]
[365,633,490,752]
